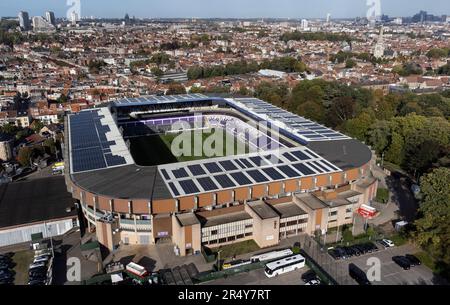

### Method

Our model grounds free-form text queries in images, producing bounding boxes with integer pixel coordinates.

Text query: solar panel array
[158,147,341,197]
[69,108,134,173]
[228,98,350,142]
[113,93,209,107]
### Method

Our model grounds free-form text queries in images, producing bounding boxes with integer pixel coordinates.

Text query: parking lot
[201,266,310,285]
[333,244,441,285]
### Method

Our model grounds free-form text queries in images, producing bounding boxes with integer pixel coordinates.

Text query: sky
[1,0,449,19]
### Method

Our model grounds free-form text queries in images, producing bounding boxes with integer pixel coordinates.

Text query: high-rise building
[70,11,79,25]
[301,19,309,30]
[32,16,55,31]
[18,11,31,31]
[446,16,450,23]
[45,11,56,26]
[326,13,331,24]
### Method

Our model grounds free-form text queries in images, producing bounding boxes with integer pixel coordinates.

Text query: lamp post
[45,223,54,257]
[216,250,223,271]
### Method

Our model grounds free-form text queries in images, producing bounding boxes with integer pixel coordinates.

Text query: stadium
[64,94,378,256]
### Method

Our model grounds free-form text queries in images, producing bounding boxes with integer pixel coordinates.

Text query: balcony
[119,218,152,232]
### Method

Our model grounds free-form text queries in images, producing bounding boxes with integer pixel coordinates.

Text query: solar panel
[168,182,180,196]
[178,180,200,194]
[282,152,298,163]
[277,165,301,178]
[239,158,253,168]
[172,168,189,178]
[305,162,324,173]
[290,150,310,161]
[247,169,269,182]
[234,159,247,169]
[292,163,315,176]
[230,172,252,186]
[214,174,236,188]
[261,168,285,180]
[197,177,219,191]
[263,154,283,164]
[187,164,206,176]
[219,160,238,171]
[160,169,171,180]
[249,156,267,166]
[204,162,222,174]
[311,161,330,173]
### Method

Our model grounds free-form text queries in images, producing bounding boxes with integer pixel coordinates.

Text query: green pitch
[129,128,249,166]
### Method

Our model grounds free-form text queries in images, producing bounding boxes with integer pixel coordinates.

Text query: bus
[250,249,294,263]
[222,259,252,270]
[264,254,305,278]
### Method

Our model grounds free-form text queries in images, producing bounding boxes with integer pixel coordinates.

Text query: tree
[385,132,405,165]
[345,59,357,69]
[367,120,391,154]
[414,168,450,279]
[151,67,164,77]
[166,84,186,95]
[342,112,375,141]
[17,146,33,166]
[296,101,325,124]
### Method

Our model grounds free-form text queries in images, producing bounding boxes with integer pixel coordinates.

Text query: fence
[194,261,265,283]
[302,235,355,285]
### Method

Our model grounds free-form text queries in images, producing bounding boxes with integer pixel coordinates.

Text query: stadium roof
[158,146,341,197]
[68,95,372,201]
[111,93,211,107]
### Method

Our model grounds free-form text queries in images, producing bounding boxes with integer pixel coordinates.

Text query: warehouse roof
[0,176,77,229]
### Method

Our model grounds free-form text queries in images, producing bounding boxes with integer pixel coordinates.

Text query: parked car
[365,242,379,252]
[392,256,411,270]
[305,279,321,285]
[29,262,46,270]
[405,254,421,266]
[28,279,45,286]
[348,263,371,285]
[335,247,348,259]
[301,270,318,283]
[328,249,340,260]
[0,277,13,285]
[33,256,50,264]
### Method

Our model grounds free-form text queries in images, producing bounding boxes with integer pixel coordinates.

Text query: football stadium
[64,94,378,255]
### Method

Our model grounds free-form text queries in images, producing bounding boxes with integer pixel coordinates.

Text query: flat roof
[198,211,252,228]
[0,176,77,229]
[269,202,308,218]
[295,193,327,210]
[247,200,279,219]
[176,213,200,227]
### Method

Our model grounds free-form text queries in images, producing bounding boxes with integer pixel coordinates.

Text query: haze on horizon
[0,0,449,19]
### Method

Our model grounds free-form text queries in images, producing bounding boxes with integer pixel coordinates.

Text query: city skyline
[1,0,450,19]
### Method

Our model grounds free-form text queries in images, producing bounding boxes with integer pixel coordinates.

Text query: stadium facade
[64,94,378,256]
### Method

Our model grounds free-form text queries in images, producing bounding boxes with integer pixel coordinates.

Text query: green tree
[342,112,375,141]
[17,146,33,166]
[414,168,450,279]
[166,84,186,95]
[385,132,405,165]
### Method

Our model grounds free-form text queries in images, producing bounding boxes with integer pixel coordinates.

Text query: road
[385,172,419,222]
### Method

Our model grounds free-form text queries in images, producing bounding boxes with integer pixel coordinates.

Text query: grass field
[12,250,34,285]
[129,128,249,165]
[207,240,260,260]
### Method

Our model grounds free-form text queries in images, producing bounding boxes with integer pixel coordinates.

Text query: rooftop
[295,193,327,210]
[247,200,279,219]
[176,213,200,227]
[268,201,308,218]
[0,176,77,229]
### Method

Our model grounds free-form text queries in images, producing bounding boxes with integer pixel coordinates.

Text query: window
[227,236,236,242]
[236,234,244,239]
[219,238,227,244]
[209,239,217,245]
[329,211,338,217]
[274,221,277,229]
[280,222,286,228]
[211,230,218,235]
[346,208,352,213]
[245,232,252,237]
[245,224,252,229]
